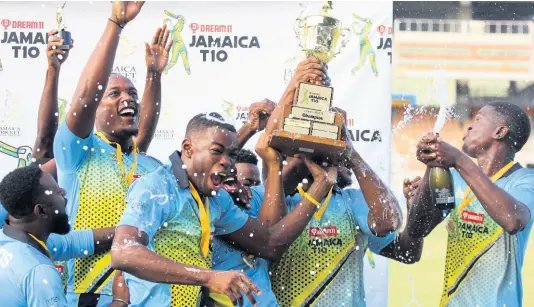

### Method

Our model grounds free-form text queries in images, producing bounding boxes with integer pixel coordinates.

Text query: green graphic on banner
[163,10,191,75]
[351,13,378,77]
[0,141,32,168]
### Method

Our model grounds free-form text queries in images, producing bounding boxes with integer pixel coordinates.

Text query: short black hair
[0,166,44,219]
[236,149,258,165]
[185,112,236,136]
[487,101,531,152]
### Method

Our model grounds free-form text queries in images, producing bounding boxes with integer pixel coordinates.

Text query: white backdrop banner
[0,1,392,306]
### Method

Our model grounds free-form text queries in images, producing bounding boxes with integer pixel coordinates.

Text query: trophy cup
[56,2,72,50]
[269,1,351,164]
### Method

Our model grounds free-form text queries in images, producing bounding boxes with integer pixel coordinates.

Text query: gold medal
[446,219,457,235]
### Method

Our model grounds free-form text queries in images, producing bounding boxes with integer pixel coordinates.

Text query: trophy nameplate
[295,82,333,111]
[290,105,336,124]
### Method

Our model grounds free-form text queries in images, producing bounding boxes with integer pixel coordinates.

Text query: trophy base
[269,130,347,165]
[57,30,72,50]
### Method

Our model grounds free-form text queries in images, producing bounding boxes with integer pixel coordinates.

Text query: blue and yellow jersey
[440,167,534,307]
[53,123,162,300]
[210,185,279,307]
[118,152,250,307]
[271,187,395,307]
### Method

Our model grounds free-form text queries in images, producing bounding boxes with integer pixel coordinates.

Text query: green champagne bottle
[429,166,455,210]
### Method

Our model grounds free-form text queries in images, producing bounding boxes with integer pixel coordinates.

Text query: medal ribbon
[457,161,515,212]
[189,182,211,257]
[297,186,333,221]
[28,233,53,261]
[95,132,138,185]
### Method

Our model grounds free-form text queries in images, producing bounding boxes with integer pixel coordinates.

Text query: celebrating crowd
[0,2,533,307]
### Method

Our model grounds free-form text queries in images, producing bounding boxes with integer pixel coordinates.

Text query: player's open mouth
[210,171,230,190]
[118,105,137,118]
[222,176,239,194]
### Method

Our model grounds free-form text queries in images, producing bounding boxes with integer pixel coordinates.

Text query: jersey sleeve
[213,190,249,236]
[46,229,94,261]
[53,122,92,173]
[507,172,534,226]
[344,189,398,252]
[119,172,173,241]
[24,264,68,307]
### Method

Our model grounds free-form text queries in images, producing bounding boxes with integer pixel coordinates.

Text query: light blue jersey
[118,152,250,307]
[54,123,162,304]
[0,225,67,306]
[271,187,396,307]
[441,166,534,307]
[0,206,94,261]
[211,185,278,307]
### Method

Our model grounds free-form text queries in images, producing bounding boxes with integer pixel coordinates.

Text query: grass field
[388,223,534,307]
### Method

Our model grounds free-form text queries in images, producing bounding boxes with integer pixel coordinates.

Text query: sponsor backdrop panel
[0,1,392,306]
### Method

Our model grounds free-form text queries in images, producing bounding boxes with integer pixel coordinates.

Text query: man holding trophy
[266,3,404,307]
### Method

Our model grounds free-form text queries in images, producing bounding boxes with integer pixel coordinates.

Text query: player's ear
[182,138,194,158]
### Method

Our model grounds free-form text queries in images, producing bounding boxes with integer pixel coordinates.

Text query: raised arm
[66,2,144,138]
[237,99,276,149]
[46,227,115,261]
[339,110,401,236]
[135,25,172,153]
[380,177,424,264]
[222,154,336,261]
[33,30,71,160]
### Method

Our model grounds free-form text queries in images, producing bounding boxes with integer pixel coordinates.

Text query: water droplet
[282,160,288,166]
[98,84,103,90]
[54,210,59,214]
[83,250,88,255]
[194,173,198,177]
[182,164,187,169]
[118,282,123,287]
[101,149,105,153]
[211,191,217,196]
[310,271,316,275]
[163,222,168,227]
[302,178,309,184]
[83,146,88,151]
[43,279,48,284]
[54,112,59,117]
[73,112,77,116]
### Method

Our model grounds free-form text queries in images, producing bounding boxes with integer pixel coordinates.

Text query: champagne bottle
[429,166,455,210]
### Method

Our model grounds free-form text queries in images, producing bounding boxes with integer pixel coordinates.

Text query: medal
[242,253,256,269]
[446,219,457,235]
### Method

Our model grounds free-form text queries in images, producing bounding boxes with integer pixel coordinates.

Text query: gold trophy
[269,1,351,164]
[56,2,72,50]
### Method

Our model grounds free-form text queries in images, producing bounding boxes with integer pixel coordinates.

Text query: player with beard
[51,2,165,306]
[408,102,534,306]
[0,166,129,307]
[111,109,336,307]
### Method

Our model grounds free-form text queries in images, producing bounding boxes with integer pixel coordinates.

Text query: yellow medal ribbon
[297,186,333,221]
[457,161,515,212]
[95,132,138,185]
[189,182,211,257]
[28,233,53,261]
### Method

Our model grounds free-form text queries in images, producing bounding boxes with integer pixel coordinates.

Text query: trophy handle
[294,17,305,48]
[334,27,351,56]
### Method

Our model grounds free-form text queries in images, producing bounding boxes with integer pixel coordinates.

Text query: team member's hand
[112,270,130,306]
[206,271,261,306]
[145,25,173,74]
[287,57,329,96]
[416,132,463,168]
[46,29,71,69]
[255,133,281,165]
[247,99,276,132]
[111,1,145,25]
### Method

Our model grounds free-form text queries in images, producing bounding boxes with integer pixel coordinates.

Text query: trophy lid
[304,1,340,27]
